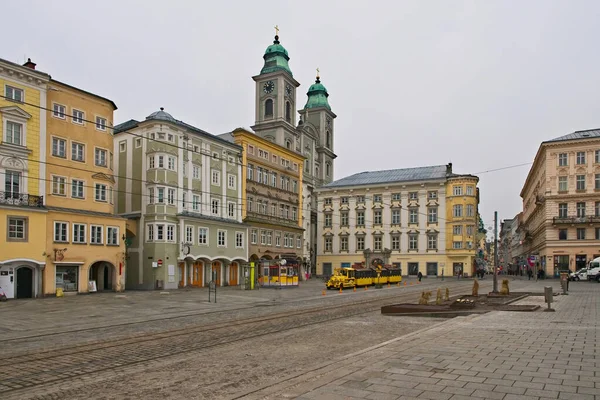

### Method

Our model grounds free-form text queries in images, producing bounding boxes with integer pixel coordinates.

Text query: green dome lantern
[260,34,293,77]
[304,72,331,110]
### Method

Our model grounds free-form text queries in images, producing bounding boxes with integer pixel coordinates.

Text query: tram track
[0,281,481,398]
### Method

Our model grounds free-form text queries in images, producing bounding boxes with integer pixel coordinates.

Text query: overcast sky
[5,0,600,229]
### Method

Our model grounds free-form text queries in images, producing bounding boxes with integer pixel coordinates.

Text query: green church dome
[260,35,293,76]
[304,76,331,110]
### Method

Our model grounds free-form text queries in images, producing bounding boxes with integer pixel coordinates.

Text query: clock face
[285,84,293,96]
[263,81,275,94]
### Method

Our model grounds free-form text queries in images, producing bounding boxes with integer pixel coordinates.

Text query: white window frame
[94,147,107,167]
[211,198,220,215]
[52,175,67,196]
[217,229,227,247]
[211,169,221,186]
[193,165,200,180]
[96,116,107,131]
[90,225,103,245]
[95,183,107,202]
[192,194,201,211]
[73,223,86,244]
[168,156,176,171]
[251,229,257,244]
[167,188,175,205]
[408,235,418,250]
[235,231,244,249]
[167,225,175,242]
[453,186,463,196]
[119,141,126,152]
[51,136,67,158]
[147,224,154,242]
[71,179,85,199]
[107,226,119,246]
[185,226,194,243]
[135,138,142,148]
[54,221,69,242]
[228,174,236,189]
[71,142,85,162]
[198,227,209,245]
[228,202,235,218]
[5,85,24,102]
[4,120,24,145]
[53,103,66,119]
[72,109,85,125]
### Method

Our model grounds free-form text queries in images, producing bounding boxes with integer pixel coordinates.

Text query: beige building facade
[520,129,600,276]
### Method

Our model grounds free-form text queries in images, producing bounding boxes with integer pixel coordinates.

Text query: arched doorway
[211,261,221,286]
[89,262,116,291]
[16,266,33,299]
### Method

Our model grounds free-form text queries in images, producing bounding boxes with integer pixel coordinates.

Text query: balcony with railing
[553,216,600,225]
[0,191,44,207]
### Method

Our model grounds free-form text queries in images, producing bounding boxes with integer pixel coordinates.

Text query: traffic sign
[157,259,163,267]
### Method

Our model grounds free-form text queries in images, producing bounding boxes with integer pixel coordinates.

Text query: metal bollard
[544,286,555,312]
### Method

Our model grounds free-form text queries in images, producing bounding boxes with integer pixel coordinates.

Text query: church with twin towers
[251,28,338,272]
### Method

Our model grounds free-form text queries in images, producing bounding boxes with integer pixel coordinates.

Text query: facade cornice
[252,71,300,87]
[0,59,50,88]
[315,179,447,194]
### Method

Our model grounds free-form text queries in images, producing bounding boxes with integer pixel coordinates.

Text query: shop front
[0,259,44,299]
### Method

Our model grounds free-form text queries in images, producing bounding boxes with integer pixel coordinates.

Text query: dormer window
[265,99,273,117]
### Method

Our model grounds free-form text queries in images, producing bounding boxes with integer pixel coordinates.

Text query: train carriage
[325,265,402,289]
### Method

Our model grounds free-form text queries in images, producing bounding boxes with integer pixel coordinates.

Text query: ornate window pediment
[0,106,32,121]
[92,172,115,183]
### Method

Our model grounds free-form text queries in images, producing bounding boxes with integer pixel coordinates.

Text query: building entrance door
[322,263,332,276]
[178,263,185,287]
[16,267,33,299]
[192,262,203,286]
[426,262,438,276]
[211,261,221,286]
[575,255,587,271]
[229,262,238,286]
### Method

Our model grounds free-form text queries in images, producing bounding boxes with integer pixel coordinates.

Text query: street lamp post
[493,211,499,293]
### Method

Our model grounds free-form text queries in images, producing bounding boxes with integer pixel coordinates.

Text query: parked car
[569,268,588,281]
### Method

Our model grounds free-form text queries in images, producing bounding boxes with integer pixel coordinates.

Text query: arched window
[265,99,273,117]
[326,162,331,177]
[285,101,291,123]
[326,131,331,148]
[285,139,292,150]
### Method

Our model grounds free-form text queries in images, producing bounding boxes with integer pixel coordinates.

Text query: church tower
[251,30,301,151]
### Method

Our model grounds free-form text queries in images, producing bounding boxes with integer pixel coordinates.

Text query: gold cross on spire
[274,25,279,36]
[316,67,320,79]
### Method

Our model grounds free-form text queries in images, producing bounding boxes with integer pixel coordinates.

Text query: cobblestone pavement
[0,278,487,399]
[237,279,599,400]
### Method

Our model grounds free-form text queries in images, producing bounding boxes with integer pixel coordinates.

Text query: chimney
[446,163,453,175]
[23,58,36,70]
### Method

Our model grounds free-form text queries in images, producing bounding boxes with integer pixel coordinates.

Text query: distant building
[315,163,480,277]
[520,128,600,276]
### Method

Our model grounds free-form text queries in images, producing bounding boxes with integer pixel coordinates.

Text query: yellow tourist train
[326,265,402,289]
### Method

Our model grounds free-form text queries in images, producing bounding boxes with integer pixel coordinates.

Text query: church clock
[285,84,293,97]
[263,81,275,94]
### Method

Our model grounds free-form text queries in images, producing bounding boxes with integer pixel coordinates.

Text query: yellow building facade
[445,175,480,276]
[0,58,50,299]
[44,78,126,295]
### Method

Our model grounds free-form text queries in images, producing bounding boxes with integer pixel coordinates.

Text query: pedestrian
[417,271,423,282]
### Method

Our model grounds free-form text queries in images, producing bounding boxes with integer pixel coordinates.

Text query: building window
[185,226,193,243]
[198,227,208,245]
[340,236,349,251]
[90,225,103,244]
[466,204,475,217]
[453,205,463,217]
[374,210,382,225]
[250,229,257,244]
[325,162,331,177]
[107,227,119,246]
[466,186,474,196]
[164,188,174,205]
[356,236,365,251]
[52,137,66,158]
[267,231,273,245]
[596,201,600,217]
[453,241,463,249]
[5,121,23,145]
[409,208,418,224]
[408,234,418,250]
[53,103,66,119]
[466,225,474,236]
[214,230,225,247]
[453,225,462,235]
[558,203,568,218]
[558,153,568,166]
[577,202,586,218]
[52,176,67,196]
[453,186,463,196]
[596,150,600,164]
[156,188,164,203]
[391,193,401,201]
[211,199,220,215]
[559,229,567,240]
[73,223,86,243]
[193,165,200,180]
[227,202,235,218]
[168,156,176,171]
[409,192,418,200]
[71,142,85,162]
[326,131,331,148]
[71,179,84,199]
[577,228,586,240]
[341,212,349,226]
[292,207,297,221]
[324,237,332,252]
[391,209,401,225]
[275,231,281,247]
[265,99,273,117]
[156,225,165,241]
[576,175,586,191]
[56,266,78,292]
[285,101,291,123]
[54,222,68,242]
[428,191,437,200]
[95,148,107,167]
[72,109,84,124]
[95,184,107,202]
[5,85,24,102]
[391,235,400,251]
[192,195,201,211]
[596,174,600,190]
[236,232,244,248]
[157,155,164,168]
[211,170,220,186]
[373,194,382,203]
[428,207,438,223]
[576,151,586,165]
[146,224,154,241]
[325,213,332,227]
[558,176,568,192]
[228,174,236,189]
[427,234,437,250]
[7,217,27,241]
[167,225,175,241]
[96,116,107,131]
[324,198,332,205]
[356,211,365,226]
[135,138,142,148]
